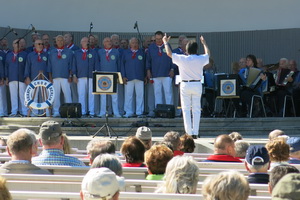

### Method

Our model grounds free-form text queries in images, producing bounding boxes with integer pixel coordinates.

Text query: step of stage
[0,117,299,138]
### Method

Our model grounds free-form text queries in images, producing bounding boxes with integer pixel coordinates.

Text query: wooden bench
[3,174,270,197]
[9,191,272,200]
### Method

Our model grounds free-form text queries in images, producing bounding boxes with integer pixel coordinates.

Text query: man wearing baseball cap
[244,145,270,184]
[272,173,300,200]
[80,167,124,200]
[135,126,152,150]
[287,137,300,164]
[32,120,85,166]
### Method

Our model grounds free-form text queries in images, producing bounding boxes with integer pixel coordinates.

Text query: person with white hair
[202,170,250,200]
[80,168,124,200]
[156,156,199,194]
[121,37,145,118]
[48,35,73,117]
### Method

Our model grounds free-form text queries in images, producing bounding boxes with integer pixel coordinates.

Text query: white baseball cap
[81,168,124,200]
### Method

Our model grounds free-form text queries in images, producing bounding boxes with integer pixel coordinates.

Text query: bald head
[269,129,285,140]
[214,134,235,156]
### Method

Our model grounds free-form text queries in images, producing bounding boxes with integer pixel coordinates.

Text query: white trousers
[77,78,95,115]
[146,83,155,115]
[53,78,72,115]
[99,86,120,116]
[124,79,144,116]
[0,85,8,116]
[9,81,28,115]
[180,82,202,136]
[153,77,173,106]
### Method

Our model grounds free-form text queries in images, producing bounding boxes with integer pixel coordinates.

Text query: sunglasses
[36,43,44,45]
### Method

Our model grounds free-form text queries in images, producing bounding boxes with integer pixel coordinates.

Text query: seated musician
[274,58,295,116]
[290,60,300,116]
[238,54,267,117]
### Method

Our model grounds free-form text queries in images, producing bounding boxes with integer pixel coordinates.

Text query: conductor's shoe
[192,135,198,139]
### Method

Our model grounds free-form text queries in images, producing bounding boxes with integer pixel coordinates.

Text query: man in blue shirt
[121,37,146,117]
[97,37,121,118]
[32,120,85,166]
[73,37,98,117]
[48,35,73,117]
[146,31,174,115]
[5,39,28,116]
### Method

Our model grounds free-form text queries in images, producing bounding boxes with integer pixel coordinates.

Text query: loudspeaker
[154,104,175,118]
[59,103,82,118]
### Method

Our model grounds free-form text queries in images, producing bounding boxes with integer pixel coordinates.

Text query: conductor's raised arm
[162,33,172,58]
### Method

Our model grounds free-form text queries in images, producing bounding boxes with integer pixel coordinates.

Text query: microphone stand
[14,27,34,117]
[134,21,148,118]
[86,22,93,117]
[0,28,13,41]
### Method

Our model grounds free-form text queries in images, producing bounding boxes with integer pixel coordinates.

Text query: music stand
[213,74,239,118]
[91,71,122,138]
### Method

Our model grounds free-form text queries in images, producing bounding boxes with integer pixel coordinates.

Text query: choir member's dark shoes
[192,135,198,139]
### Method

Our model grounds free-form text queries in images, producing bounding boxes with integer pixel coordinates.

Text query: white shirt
[172,53,209,81]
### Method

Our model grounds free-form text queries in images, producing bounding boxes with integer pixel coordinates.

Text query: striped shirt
[32,149,85,166]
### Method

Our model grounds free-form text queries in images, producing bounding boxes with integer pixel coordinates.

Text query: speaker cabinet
[59,103,82,118]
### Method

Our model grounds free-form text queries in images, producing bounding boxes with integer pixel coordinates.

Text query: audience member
[0,137,6,153]
[205,134,241,162]
[80,168,124,200]
[91,154,123,176]
[0,129,50,174]
[135,126,152,150]
[180,134,195,153]
[235,140,250,158]
[19,128,38,157]
[244,145,270,184]
[268,129,285,140]
[266,137,290,169]
[202,170,250,200]
[163,131,184,156]
[269,164,299,193]
[0,176,12,200]
[145,144,173,180]
[62,133,72,154]
[287,137,300,164]
[120,136,145,167]
[32,121,85,166]
[86,139,116,164]
[272,173,300,200]
[156,156,199,194]
[228,131,243,142]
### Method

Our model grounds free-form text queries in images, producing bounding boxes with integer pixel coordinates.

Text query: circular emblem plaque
[222,81,234,94]
[98,76,112,91]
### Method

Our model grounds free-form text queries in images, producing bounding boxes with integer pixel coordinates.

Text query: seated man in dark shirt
[205,134,241,162]
[244,145,270,184]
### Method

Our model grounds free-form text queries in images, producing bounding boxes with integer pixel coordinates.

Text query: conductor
[163,34,210,139]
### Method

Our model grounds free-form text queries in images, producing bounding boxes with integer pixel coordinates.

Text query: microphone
[90,22,93,29]
[7,26,18,36]
[134,21,138,29]
[31,24,37,33]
